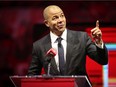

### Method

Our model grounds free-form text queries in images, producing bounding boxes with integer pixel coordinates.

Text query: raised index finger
[96,20,99,28]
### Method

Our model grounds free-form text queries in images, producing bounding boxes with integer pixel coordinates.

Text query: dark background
[0,1,116,87]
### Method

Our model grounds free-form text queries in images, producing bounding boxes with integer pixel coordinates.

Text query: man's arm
[86,33,108,65]
[86,20,108,65]
[28,44,42,75]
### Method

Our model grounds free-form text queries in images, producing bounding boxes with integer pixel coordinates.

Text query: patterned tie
[57,37,65,75]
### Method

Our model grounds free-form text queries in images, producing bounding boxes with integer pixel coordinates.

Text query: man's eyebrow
[51,12,64,18]
[52,15,58,17]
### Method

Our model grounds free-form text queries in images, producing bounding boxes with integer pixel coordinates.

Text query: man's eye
[52,17,56,20]
[61,14,64,17]
[52,16,58,20]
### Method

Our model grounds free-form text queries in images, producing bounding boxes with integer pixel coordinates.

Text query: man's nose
[58,17,63,23]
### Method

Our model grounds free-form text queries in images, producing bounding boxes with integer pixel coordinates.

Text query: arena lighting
[106,44,116,50]
[103,43,116,87]
[103,65,108,87]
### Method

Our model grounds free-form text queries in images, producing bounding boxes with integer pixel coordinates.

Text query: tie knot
[57,37,63,44]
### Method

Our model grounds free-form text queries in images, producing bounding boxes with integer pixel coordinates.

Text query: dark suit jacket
[28,29,108,76]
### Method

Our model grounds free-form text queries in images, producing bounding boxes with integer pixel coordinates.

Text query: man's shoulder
[68,29,87,36]
[33,34,50,45]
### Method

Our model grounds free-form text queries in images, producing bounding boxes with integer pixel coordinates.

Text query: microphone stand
[42,57,52,78]
[43,48,56,78]
[46,55,53,77]
[47,62,51,76]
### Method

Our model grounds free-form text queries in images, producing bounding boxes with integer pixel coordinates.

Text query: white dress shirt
[50,29,67,71]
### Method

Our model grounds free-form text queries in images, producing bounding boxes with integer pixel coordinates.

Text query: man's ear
[44,20,49,27]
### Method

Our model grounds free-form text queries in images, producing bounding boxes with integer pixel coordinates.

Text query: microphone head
[46,48,57,57]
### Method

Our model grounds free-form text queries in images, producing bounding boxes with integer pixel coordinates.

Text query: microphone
[46,48,57,62]
[46,48,56,76]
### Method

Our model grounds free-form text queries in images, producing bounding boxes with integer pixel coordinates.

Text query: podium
[10,75,92,87]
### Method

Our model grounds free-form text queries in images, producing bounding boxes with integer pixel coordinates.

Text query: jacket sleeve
[85,32,108,65]
[28,43,42,75]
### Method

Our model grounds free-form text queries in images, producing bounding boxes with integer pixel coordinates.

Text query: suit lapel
[44,34,52,55]
[66,29,80,74]
[44,34,60,74]
[66,30,73,72]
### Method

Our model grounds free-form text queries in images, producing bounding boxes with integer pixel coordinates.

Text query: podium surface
[10,75,92,87]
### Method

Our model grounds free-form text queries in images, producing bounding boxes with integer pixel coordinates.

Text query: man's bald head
[43,5,66,36]
[43,5,63,20]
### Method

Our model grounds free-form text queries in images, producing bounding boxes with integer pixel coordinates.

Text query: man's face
[45,7,66,35]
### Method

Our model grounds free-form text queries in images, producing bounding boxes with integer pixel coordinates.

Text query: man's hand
[91,20,102,45]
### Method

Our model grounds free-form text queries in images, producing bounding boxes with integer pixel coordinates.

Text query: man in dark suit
[28,5,108,76]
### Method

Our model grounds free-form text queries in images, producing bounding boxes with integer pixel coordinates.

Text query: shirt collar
[50,29,67,43]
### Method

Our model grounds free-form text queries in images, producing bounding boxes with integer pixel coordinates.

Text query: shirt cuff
[95,42,104,49]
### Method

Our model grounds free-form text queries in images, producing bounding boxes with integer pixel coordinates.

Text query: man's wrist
[95,39,104,49]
